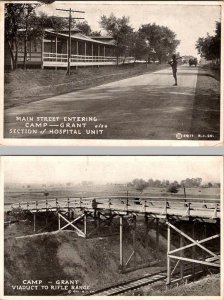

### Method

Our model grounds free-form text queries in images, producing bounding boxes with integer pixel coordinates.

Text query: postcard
[0,1,223,146]
[0,156,223,298]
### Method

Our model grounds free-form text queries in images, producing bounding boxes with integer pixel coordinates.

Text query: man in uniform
[168,54,178,86]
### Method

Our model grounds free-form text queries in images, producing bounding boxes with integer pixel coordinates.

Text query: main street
[4,65,220,140]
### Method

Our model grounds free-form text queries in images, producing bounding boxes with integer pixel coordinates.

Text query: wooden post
[91,43,94,61]
[96,211,100,232]
[84,212,87,237]
[58,213,60,230]
[84,42,87,61]
[203,223,207,272]
[192,222,196,279]
[77,41,79,55]
[120,216,123,271]
[167,223,171,285]
[133,216,137,267]
[145,215,149,247]
[68,198,70,221]
[33,213,36,232]
[45,211,48,226]
[180,223,184,280]
[104,45,105,61]
[156,218,159,247]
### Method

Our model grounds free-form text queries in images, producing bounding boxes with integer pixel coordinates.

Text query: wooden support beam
[145,215,149,247]
[169,234,220,255]
[156,218,159,247]
[180,224,184,280]
[168,255,220,268]
[58,212,85,237]
[167,222,219,259]
[133,215,137,267]
[192,223,196,279]
[84,212,87,236]
[58,212,60,230]
[167,223,171,285]
[33,213,36,232]
[120,216,123,271]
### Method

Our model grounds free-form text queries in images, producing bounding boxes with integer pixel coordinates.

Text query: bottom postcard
[0,156,222,298]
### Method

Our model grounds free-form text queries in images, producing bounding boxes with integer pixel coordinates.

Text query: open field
[4,186,220,206]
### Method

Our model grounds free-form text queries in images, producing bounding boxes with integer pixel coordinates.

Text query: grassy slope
[4,229,166,296]
[190,64,220,139]
[154,274,220,296]
[4,63,167,109]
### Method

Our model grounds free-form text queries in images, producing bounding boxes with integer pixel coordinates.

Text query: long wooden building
[5,28,133,69]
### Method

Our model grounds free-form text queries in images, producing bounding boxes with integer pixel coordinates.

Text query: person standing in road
[169,54,178,86]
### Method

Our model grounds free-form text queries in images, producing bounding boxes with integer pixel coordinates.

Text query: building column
[98,45,100,61]
[66,39,68,62]
[77,41,79,55]
[92,43,94,61]
[55,35,57,67]
[41,33,44,69]
[104,45,105,61]
[84,42,87,61]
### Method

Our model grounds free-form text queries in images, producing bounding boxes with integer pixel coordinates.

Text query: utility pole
[56,8,85,75]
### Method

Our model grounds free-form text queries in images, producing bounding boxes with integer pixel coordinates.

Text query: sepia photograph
[1,156,222,297]
[1,1,223,145]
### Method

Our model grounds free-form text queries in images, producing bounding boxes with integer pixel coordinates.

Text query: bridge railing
[7,196,220,218]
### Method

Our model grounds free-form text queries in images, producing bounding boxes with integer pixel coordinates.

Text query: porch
[42,52,135,67]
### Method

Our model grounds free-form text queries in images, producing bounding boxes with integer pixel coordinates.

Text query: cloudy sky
[3,156,222,185]
[37,1,221,57]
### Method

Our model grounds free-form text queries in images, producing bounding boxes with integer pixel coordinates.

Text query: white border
[0,1,223,146]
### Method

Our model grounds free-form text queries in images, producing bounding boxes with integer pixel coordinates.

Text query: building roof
[44,29,116,46]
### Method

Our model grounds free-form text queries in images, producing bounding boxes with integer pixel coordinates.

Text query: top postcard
[0,1,223,146]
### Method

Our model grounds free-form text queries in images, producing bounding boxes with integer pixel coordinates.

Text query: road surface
[4,65,220,140]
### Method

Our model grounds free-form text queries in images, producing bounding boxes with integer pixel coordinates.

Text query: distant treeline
[127,178,220,192]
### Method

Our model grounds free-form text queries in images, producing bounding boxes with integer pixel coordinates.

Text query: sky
[37,2,221,57]
[3,156,222,185]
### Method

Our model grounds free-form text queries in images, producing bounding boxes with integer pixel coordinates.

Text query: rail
[5,196,220,220]
[43,52,135,63]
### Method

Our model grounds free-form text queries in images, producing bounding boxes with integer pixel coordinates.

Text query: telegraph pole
[56,8,85,75]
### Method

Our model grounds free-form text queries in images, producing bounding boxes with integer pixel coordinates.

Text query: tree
[90,30,102,37]
[99,13,134,64]
[76,21,92,36]
[196,22,221,64]
[21,4,38,69]
[167,184,179,194]
[129,178,149,193]
[5,4,27,69]
[138,23,180,63]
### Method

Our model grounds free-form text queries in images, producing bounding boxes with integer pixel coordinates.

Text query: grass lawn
[4,63,167,109]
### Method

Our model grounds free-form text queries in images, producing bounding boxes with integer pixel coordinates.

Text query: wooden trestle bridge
[6,196,220,286]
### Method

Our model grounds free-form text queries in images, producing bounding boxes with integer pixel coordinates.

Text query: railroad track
[85,270,167,296]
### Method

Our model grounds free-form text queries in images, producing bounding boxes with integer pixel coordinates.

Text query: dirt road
[4,65,220,140]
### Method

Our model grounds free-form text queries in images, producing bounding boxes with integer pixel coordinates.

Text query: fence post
[167,223,171,286]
